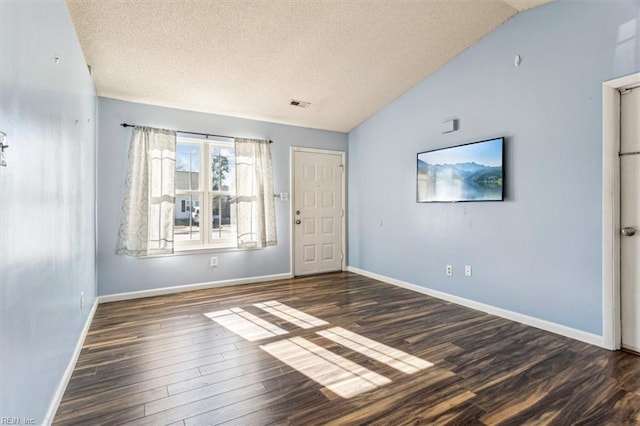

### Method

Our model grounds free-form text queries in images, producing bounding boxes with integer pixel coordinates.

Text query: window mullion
[201,142,209,246]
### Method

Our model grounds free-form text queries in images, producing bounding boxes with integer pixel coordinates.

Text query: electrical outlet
[465,265,472,277]
[80,291,85,310]
[210,256,218,267]
[446,265,453,276]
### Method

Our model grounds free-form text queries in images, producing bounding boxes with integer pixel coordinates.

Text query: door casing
[602,72,640,350]
[290,146,346,276]
[619,86,640,351]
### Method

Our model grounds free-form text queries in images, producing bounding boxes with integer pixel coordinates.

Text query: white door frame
[290,146,347,276]
[602,72,640,350]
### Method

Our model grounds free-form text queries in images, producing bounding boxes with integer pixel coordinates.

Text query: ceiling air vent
[290,99,311,108]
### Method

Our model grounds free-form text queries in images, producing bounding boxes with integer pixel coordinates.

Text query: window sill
[176,245,259,255]
[140,245,259,259]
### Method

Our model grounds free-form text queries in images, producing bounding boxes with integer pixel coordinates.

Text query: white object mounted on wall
[441,119,458,134]
[0,131,8,167]
[514,54,521,67]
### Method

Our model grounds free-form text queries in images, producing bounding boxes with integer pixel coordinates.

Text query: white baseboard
[347,266,605,348]
[98,272,294,303]
[43,298,99,425]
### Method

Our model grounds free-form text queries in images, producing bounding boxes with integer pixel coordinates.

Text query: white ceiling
[67,0,552,133]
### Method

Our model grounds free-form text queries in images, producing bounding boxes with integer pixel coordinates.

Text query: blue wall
[348,1,640,335]
[97,98,347,295]
[0,1,97,422]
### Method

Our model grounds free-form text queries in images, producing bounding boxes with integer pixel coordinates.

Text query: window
[174,137,237,250]
[117,126,275,258]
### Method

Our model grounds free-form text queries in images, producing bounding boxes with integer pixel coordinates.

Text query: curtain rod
[120,123,273,143]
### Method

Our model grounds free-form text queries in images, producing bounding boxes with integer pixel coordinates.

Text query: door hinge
[341,209,344,218]
[340,252,344,261]
[339,164,344,172]
[620,85,640,95]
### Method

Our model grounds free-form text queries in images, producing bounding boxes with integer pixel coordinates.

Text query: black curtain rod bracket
[120,123,272,144]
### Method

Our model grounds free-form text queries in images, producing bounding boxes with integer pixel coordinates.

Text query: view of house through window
[174,137,237,250]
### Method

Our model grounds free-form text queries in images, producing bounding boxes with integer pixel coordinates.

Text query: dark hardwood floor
[54,272,640,425]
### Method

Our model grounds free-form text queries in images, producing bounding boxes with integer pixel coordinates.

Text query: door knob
[621,226,636,237]
[295,219,301,225]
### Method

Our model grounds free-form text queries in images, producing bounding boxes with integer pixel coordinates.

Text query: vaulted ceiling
[67,0,553,132]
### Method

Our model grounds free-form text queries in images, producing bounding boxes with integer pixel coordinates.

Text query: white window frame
[175,136,237,252]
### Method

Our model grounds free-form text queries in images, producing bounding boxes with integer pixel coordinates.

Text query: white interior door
[293,149,344,276]
[620,86,640,352]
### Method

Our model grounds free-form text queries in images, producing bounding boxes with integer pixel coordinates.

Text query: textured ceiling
[67,0,553,133]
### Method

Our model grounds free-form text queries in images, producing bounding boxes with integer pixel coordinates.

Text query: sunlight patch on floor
[260,337,390,398]
[205,302,432,399]
[317,327,432,374]
[254,301,328,329]
[204,307,288,341]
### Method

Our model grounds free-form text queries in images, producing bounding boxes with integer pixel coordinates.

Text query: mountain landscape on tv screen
[417,160,502,201]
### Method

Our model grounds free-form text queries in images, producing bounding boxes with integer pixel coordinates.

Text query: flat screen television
[417,137,504,202]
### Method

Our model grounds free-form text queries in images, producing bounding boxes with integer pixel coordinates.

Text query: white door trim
[290,146,346,276]
[602,72,640,350]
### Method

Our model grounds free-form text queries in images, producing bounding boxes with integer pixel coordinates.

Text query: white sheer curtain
[116,126,177,257]
[235,138,277,249]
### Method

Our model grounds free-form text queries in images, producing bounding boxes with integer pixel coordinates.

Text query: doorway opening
[602,72,640,350]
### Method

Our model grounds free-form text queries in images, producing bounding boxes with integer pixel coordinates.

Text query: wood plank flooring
[54,272,640,425]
